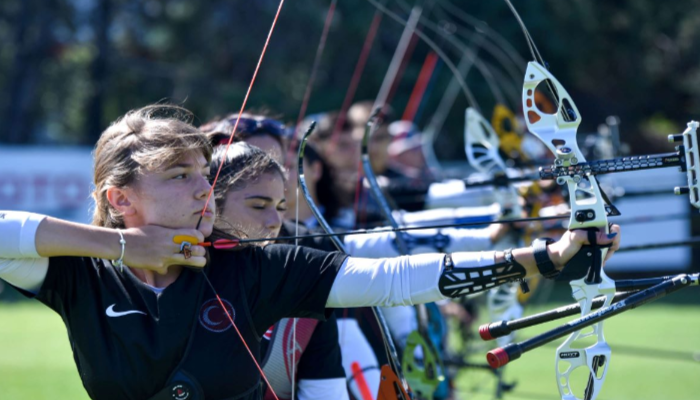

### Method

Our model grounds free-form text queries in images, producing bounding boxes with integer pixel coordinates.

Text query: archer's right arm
[0,211,207,291]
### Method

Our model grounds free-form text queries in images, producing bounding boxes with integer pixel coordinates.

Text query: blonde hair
[91,105,212,228]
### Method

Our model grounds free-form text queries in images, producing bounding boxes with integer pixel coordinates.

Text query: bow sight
[539,120,700,213]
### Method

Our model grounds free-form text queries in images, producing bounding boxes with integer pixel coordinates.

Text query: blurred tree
[0,0,699,157]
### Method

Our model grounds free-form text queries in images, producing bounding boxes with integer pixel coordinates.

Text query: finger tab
[174,235,200,245]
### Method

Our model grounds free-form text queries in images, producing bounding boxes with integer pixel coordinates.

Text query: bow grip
[555,228,610,283]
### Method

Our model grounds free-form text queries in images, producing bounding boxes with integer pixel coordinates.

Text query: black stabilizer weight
[479,320,510,341]
[487,344,523,369]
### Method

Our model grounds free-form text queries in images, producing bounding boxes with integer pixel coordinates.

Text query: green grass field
[452,298,700,400]
[1,292,699,400]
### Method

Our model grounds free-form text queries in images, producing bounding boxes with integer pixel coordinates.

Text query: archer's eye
[249,203,268,210]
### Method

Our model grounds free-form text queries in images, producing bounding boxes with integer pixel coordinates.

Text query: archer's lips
[196,209,214,218]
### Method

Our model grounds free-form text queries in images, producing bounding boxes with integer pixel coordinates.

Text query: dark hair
[308,101,392,142]
[201,112,289,150]
[310,111,348,141]
[210,142,286,214]
[302,142,341,222]
[92,104,212,228]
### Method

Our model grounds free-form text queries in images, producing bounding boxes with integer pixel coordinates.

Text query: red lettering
[33,175,50,203]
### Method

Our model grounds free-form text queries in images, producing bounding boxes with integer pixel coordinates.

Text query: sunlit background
[1,1,699,399]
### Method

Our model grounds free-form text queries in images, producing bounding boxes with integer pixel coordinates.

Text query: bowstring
[326,9,384,154]
[501,0,569,121]
[198,0,287,230]
[202,274,280,400]
[194,1,287,399]
[284,0,338,170]
[286,3,339,395]
[366,0,481,113]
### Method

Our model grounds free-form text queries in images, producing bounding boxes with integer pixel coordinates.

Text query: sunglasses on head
[208,116,291,145]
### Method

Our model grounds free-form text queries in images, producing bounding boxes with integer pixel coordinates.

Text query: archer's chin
[197,219,215,238]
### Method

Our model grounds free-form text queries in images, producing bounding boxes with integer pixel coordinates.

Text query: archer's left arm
[326,225,620,308]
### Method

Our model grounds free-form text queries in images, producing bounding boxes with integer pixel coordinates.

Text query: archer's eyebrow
[167,162,211,171]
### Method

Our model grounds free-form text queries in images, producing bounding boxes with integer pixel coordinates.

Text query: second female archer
[209,141,349,400]
[0,104,620,400]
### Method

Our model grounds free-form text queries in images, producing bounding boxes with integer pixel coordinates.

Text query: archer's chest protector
[262,318,319,400]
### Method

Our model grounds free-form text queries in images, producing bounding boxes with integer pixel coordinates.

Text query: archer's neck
[130,265,183,289]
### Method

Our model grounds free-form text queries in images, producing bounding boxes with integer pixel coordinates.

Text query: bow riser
[554,279,615,400]
[522,63,609,232]
[522,61,614,400]
[465,107,526,348]
[465,107,508,174]
[465,107,523,219]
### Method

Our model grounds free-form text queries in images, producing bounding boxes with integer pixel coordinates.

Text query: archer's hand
[547,224,621,269]
[120,226,206,273]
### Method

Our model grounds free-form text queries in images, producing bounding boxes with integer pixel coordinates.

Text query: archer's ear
[106,186,137,217]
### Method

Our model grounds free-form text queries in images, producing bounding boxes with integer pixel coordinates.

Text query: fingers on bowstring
[188,245,206,258]
[178,228,205,243]
[171,253,207,269]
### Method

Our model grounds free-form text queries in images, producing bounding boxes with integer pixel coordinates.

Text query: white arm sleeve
[326,251,496,307]
[297,378,350,400]
[345,227,493,258]
[394,203,501,227]
[0,258,48,294]
[0,211,49,293]
[425,180,496,209]
[0,211,46,258]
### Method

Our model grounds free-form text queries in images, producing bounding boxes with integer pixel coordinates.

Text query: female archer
[209,140,349,400]
[0,104,620,400]
[202,113,382,400]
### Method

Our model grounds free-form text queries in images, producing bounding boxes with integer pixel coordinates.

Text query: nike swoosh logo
[106,304,147,318]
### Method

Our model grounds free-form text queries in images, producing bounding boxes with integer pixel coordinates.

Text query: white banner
[0,147,95,223]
